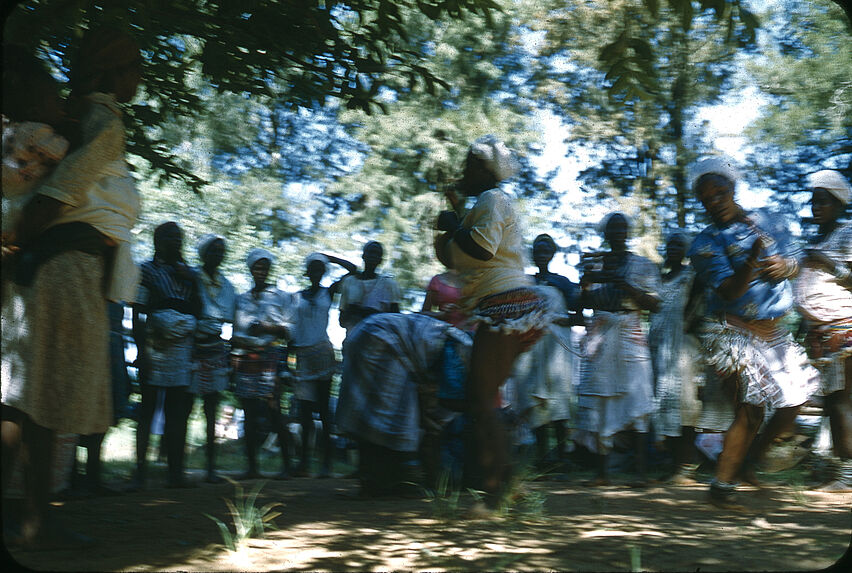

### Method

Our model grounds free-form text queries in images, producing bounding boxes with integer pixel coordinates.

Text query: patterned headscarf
[246,247,275,270]
[808,169,850,205]
[689,156,741,192]
[468,135,520,183]
[197,233,225,261]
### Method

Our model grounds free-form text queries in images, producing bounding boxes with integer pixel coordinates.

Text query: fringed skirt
[804,318,852,395]
[699,320,820,408]
[472,286,553,345]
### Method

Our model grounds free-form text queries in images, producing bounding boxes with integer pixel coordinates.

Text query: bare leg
[316,378,333,476]
[467,328,524,505]
[203,392,222,483]
[1,406,24,491]
[716,402,764,484]
[297,399,314,475]
[132,382,156,488]
[20,417,54,544]
[240,398,262,478]
[268,392,292,479]
[817,357,852,491]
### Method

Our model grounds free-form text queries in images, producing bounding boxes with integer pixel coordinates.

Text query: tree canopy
[3,0,850,301]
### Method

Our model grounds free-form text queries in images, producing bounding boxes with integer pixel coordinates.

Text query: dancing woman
[435,135,552,509]
[687,157,819,509]
[794,170,852,492]
[575,213,661,486]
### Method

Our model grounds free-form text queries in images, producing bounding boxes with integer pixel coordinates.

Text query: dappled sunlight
[9,473,850,571]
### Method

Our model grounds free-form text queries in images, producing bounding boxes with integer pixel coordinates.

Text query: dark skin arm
[324,254,358,298]
[14,195,65,246]
[716,237,764,301]
[616,279,661,312]
[436,210,493,262]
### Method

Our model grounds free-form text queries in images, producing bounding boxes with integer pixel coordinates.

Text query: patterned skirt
[291,340,337,401]
[232,347,280,399]
[699,319,820,408]
[189,340,230,395]
[804,318,852,395]
[3,251,112,434]
[472,286,552,343]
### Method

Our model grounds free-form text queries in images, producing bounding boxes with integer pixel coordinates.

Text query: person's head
[532,234,558,269]
[247,248,275,287]
[602,212,630,251]
[691,157,741,226]
[808,170,849,227]
[664,233,689,268]
[304,253,328,286]
[362,241,384,272]
[460,135,519,196]
[2,44,65,125]
[70,26,142,103]
[153,222,183,264]
[197,234,226,272]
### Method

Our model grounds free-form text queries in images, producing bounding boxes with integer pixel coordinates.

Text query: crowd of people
[2,26,851,549]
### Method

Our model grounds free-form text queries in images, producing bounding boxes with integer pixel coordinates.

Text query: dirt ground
[6,471,851,572]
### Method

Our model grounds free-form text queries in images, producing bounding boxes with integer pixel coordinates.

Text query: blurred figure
[290,251,355,477]
[133,222,200,490]
[435,135,552,510]
[513,233,581,470]
[795,169,852,492]
[648,233,703,484]
[421,266,467,329]
[337,241,401,334]
[336,313,471,496]
[687,157,819,509]
[189,234,236,484]
[231,248,293,480]
[2,27,142,548]
[575,213,661,487]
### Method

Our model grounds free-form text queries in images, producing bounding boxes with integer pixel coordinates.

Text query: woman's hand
[436,210,459,232]
[757,254,788,280]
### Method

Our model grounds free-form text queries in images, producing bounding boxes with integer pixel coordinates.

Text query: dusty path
[7,474,851,571]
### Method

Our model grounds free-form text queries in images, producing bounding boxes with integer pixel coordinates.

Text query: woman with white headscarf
[687,157,819,509]
[575,212,661,487]
[648,232,704,483]
[290,251,355,477]
[795,169,852,492]
[188,234,236,484]
[231,248,294,480]
[434,135,552,510]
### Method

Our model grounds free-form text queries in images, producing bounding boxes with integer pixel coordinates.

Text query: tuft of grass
[204,478,283,551]
[629,544,642,572]
[497,465,548,521]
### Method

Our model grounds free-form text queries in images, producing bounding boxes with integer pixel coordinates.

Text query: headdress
[808,169,850,205]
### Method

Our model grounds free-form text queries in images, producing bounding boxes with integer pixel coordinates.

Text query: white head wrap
[305,252,329,267]
[246,247,275,270]
[469,135,520,183]
[689,156,741,192]
[197,233,225,261]
[808,169,850,205]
